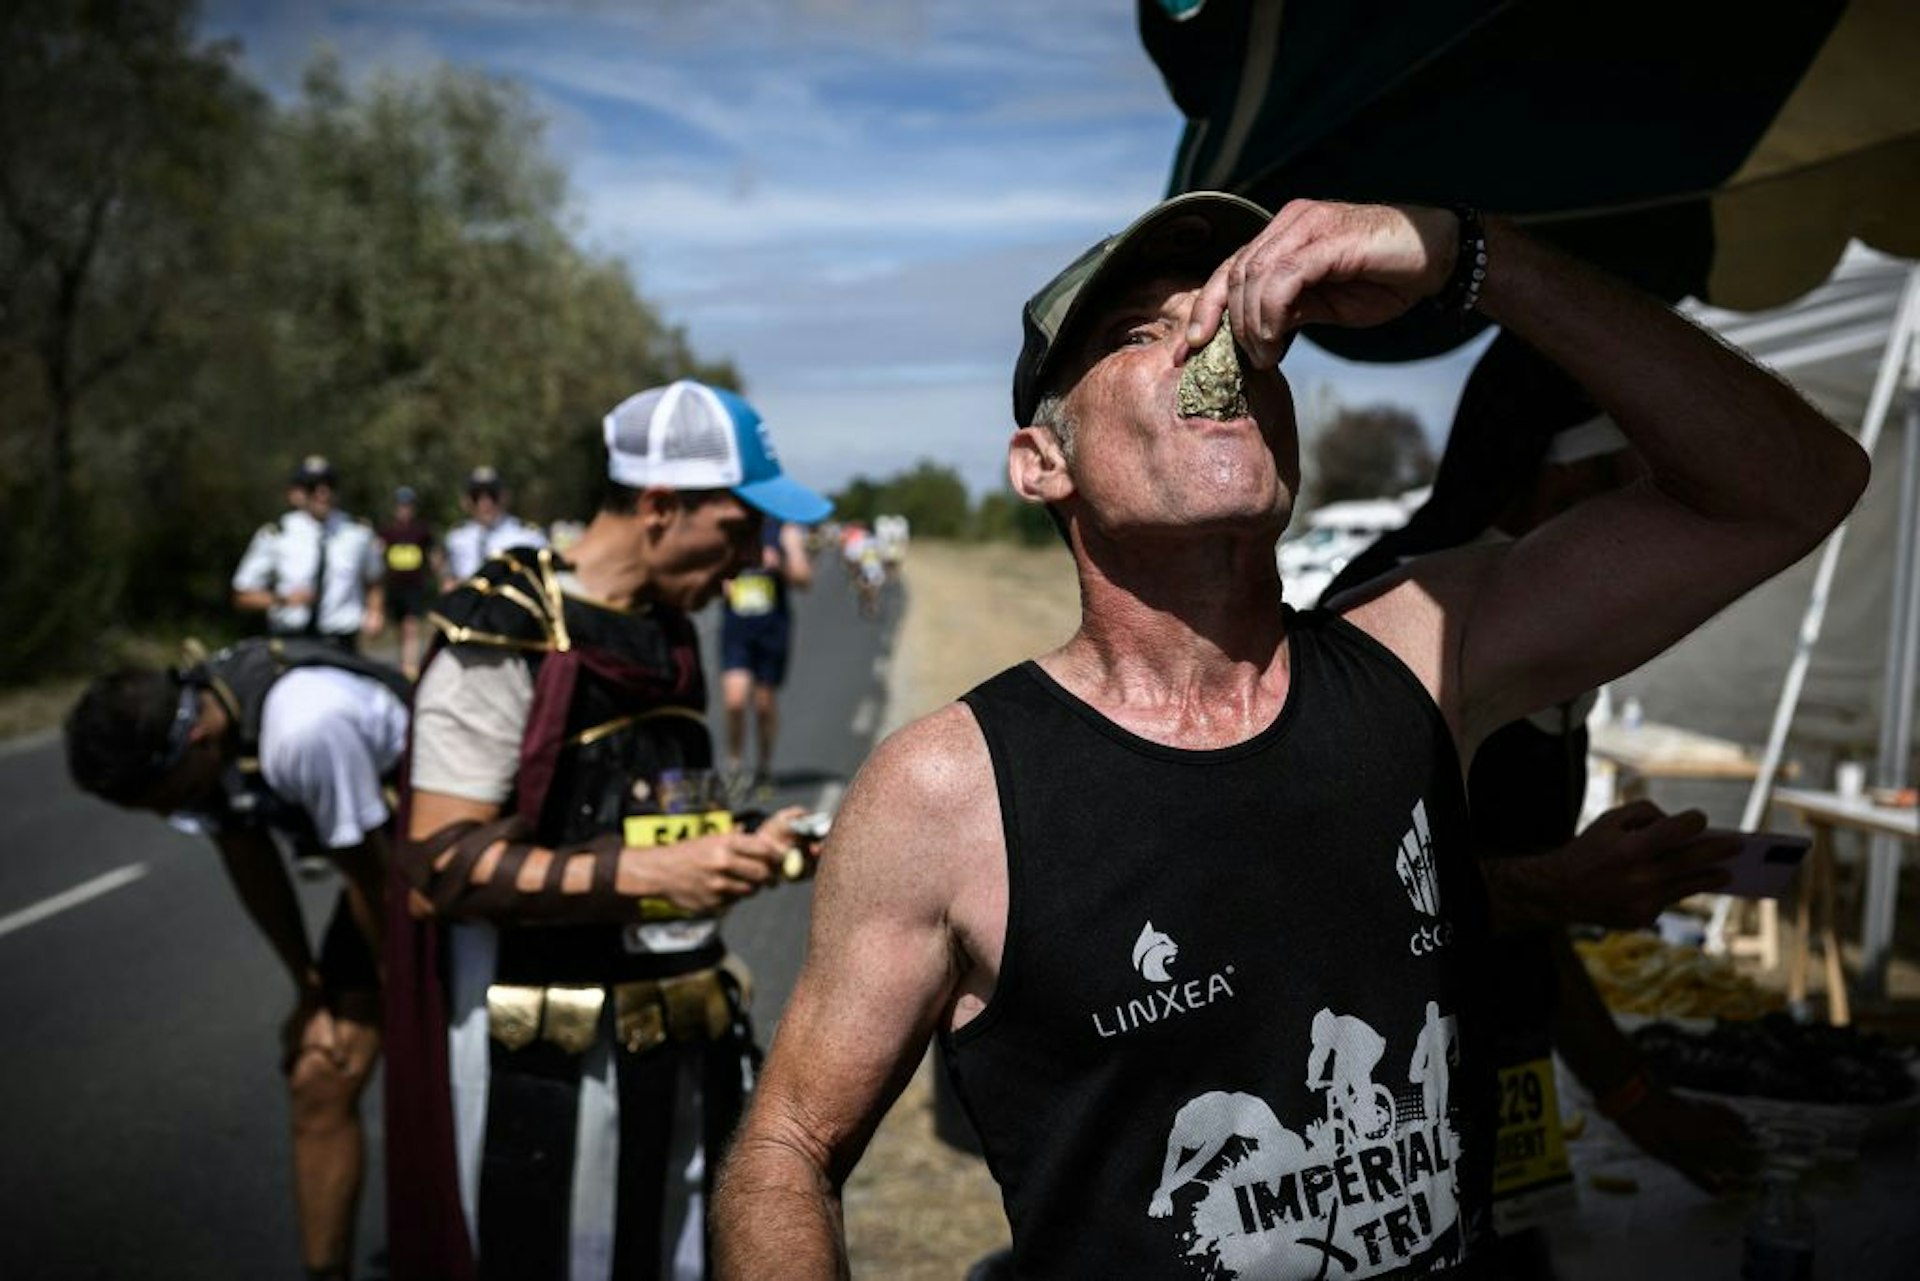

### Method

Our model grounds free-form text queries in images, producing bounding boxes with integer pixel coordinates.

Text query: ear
[636,487,680,532]
[1009,426,1073,505]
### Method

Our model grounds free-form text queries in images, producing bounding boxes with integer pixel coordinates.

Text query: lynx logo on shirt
[1133,921,1179,981]
[1093,920,1238,1039]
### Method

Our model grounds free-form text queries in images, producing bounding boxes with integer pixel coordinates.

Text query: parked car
[1277,492,1424,606]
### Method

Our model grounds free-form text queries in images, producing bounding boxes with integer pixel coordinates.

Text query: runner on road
[720,518,815,800]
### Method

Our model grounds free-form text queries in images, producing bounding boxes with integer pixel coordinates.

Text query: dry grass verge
[843,540,1079,1278]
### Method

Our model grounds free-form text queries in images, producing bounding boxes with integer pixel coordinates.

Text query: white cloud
[198,0,1487,502]
[578,171,1155,252]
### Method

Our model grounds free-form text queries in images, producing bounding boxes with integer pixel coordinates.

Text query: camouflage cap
[1011,191,1270,427]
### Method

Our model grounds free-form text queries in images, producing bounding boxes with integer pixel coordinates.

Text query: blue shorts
[721,613,792,687]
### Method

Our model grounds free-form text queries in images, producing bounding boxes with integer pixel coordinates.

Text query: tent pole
[1706,266,1920,955]
[1859,370,1920,997]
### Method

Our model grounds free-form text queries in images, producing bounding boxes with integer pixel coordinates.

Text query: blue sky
[200,0,1485,498]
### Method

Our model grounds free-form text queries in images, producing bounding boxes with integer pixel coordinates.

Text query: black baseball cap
[290,454,336,487]
[466,465,502,496]
[1011,192,1271,427]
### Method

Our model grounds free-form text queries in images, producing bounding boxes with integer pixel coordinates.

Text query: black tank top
[947,607,1492,1279]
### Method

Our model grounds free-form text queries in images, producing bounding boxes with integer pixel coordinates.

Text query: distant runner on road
[721,518,815,799]
[873,512,910,582]
[233,454,386,653]
[379,484,438,678]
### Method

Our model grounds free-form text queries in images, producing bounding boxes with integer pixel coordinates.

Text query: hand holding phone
[788,812,833,842]
[779,811,833,881]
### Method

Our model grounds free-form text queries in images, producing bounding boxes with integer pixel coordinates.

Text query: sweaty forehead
[1068,269,1208,358]
[1099,263,1209,315]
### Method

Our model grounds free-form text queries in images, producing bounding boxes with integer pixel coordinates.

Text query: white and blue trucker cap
[602,380,832,525]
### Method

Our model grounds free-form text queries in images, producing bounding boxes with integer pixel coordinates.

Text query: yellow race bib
[1490,1056,1575,1231]
[386,543,425,572]
[726,572,777,617]
[623,809,734,849]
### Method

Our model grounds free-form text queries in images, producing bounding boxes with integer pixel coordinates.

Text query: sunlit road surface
[0,562,900,1279]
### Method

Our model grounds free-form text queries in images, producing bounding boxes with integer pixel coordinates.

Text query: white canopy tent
[1607,244,1920,993]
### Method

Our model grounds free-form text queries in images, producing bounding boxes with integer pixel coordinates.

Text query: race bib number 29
[1490,1056,1575,1232]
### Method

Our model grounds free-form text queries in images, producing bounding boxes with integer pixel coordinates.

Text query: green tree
[830,476,886,529]
[0,15,737,683]
[223,55,735,532]
[0,0,264,676]
[973,488,1060,547]
[1305,404,1434,508]
[831,461,974,540]
[880,459,971,539]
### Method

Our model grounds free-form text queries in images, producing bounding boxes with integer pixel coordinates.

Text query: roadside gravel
[844,540,1079,1278]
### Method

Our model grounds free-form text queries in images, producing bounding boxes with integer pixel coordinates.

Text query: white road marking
[0,728,60,761]
[850,697,878,737]
[0,863,150,941]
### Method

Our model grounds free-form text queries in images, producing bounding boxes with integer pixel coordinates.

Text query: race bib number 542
[623,810,734,848]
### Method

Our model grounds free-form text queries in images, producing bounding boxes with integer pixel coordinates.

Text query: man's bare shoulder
[814,699,1000,927]
[852,701,995,828]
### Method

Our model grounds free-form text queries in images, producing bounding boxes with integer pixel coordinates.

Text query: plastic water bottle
[1741,1165,1815,1280]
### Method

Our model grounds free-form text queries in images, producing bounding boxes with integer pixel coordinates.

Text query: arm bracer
[400,816,626,924]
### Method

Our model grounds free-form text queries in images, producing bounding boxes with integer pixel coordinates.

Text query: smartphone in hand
[1704,828,1811,899]
[779,811,834,882]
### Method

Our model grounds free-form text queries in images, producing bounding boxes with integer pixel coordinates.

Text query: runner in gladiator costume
[384,379,831,1281]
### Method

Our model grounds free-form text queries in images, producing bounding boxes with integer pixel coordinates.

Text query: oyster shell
[1176,322,1249,420]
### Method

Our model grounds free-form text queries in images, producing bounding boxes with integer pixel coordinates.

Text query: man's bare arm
[325,830,388,956]
[714,705,990,1278]
[780,523,815,591]
[1193,202,1867,741]
[1438,218,1868,737]
[214,829,317,988]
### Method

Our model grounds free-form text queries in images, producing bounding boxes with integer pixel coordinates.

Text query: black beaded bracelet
[1434,206,1488,315]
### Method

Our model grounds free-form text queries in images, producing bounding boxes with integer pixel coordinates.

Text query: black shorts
[386,580,431,621]
[721,613,792,687]
[317,892,380,997]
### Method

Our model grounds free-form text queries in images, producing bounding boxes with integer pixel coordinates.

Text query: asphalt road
[0,559,901,1279]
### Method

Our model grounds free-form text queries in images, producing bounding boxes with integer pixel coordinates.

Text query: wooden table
[1768,787,1920,1025]
[1586,719,1767,799]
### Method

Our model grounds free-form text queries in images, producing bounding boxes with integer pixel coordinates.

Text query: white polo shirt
[443,515,549,583]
